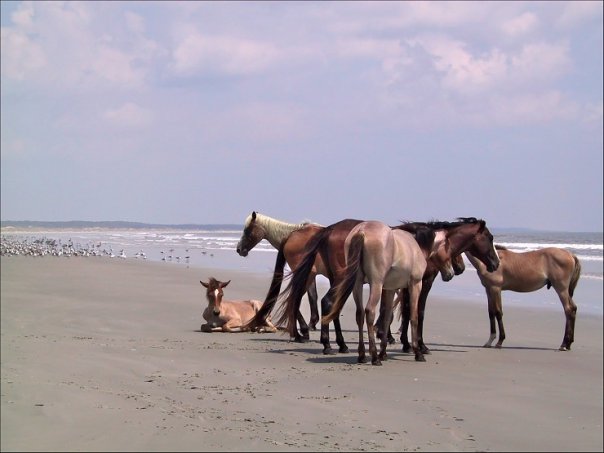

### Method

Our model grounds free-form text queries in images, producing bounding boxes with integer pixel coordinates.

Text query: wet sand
[1,256,602,451]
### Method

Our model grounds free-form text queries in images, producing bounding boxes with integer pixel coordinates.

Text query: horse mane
[495,244,508,250]
[392,222,436,252]
[397,217,485,231]
[246,212,322,245]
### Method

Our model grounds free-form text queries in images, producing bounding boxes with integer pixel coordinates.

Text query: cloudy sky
[1,1,602,231]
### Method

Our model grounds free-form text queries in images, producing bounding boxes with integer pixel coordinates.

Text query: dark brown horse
[396,218,501,354]
[466,245,581,350]
[236,211,322,340]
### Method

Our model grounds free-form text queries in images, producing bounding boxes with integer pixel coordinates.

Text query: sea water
[1,225,602,316]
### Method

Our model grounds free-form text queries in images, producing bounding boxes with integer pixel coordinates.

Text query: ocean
[1,223,602,316]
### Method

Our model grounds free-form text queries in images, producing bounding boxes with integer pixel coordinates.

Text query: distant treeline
[0,220,242,230]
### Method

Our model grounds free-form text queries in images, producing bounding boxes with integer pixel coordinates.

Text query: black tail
[274,226,332,336]
[244,246,288,331]
[569,255,581,298]
[321,232,364,325]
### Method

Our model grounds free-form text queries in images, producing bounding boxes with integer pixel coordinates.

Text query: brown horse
[236,211,322,339]
[466,245,581,350]
[395,218,501,353]
[319,220,448,365]
[247,219,363,353]
[200,277,277,333]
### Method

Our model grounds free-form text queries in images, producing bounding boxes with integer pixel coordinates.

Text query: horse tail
[244,246,288,331]
[321,232,364,325]
[569,254,581,298]
[274,226,332,336]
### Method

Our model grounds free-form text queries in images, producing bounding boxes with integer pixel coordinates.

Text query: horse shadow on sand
[246,335,556,365]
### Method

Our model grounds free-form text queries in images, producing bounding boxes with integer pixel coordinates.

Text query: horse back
[283,224,327,274]
[220,299,262,324]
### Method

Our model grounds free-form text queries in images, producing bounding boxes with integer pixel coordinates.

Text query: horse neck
[255,213,309,248]
[464,251,484,273]
[446,224,479,255]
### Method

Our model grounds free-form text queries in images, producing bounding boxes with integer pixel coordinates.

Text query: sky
[1,1,602,232]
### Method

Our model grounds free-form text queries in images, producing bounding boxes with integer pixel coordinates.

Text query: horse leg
[400,289,411,353]
[320,287,349,354]
[408,280,425,362]
[320,290,336,355]
[417,277,434,355]
[556,289,577,351]
[306,280,319,331]
[354,282,367,364]
[365,283,383,366]
[483,287,505,348]
[294,311,310,342]
[378,290,395,362]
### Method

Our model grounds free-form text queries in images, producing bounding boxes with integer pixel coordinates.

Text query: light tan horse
[200,277,277,333]
[466,245,581,350]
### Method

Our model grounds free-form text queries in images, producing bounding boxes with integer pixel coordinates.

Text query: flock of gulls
[0,236,214,263]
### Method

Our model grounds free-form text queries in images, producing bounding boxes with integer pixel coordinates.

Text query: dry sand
[1,256,602,452]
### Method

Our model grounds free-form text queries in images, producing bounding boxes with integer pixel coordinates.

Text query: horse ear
[200,280,209,288]
[252,211,257,220]
[221,280,231,288]
[479,220,486,232]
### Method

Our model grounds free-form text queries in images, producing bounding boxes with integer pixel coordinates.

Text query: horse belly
[383,267,412,291]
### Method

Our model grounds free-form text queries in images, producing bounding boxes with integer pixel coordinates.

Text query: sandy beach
[1,256,602,452]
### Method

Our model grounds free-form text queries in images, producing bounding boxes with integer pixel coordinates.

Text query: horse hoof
[401,345,411,353]
[339,346,350,354]
[323,348,337,355]
[415,354,426,362]
[482,344,492,348]
[388,338,396,345]
[358,356,368,364]
[559,346,569,351]
[372,359,382,366]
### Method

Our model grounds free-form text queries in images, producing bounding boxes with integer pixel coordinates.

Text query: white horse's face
[236,212,264,257]
[430,231,455,282]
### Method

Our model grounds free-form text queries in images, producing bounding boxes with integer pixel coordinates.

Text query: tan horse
[321,220,450,365]
[466,245,581,350]
[200,277,277,333]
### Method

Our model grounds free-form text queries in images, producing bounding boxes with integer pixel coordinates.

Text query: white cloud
[501,12,539,37]
[0,27,46,79]
[171,32,280,77]
[103,103,153,128]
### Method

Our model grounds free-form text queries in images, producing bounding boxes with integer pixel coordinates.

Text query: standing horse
[200,277,277,333]
[236,211,322,339]
[320,220,446,365]
[396,218,501,353]
[466,245,581,350]
[247,220,362,353]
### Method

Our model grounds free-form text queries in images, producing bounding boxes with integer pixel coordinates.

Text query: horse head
[236,211,265,257]
[201,277,231,315]
[428,230,456,282]
[452,218,500,272]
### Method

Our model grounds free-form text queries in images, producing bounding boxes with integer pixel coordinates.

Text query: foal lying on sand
[200,277,277,333]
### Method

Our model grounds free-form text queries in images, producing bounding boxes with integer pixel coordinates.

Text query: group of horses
[201,211,581,366]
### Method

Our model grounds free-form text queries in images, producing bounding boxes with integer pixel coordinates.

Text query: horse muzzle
[213,309,221,316]
[236,246,248,257]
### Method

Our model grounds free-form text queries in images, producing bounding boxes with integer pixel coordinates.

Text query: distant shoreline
[2,220,601,235]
